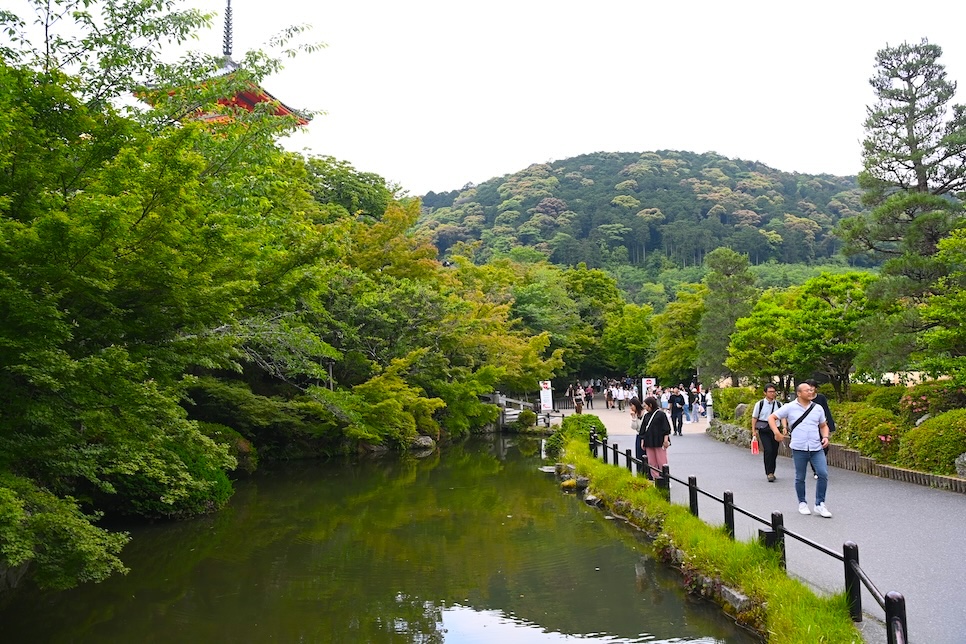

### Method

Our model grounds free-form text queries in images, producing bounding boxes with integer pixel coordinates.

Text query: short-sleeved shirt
[774,399,827,452]
[753,398,781,421]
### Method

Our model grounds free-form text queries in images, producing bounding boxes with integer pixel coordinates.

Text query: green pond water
[1,436,759,643]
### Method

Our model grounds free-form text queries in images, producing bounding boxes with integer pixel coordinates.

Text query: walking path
[571,404,966,644]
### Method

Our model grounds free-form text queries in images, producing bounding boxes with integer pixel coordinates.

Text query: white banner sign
[539,380,554,411]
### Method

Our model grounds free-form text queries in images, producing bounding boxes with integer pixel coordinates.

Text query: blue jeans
[792,449,828,505]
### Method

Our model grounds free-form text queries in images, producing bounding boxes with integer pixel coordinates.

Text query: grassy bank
[562,437,862,643]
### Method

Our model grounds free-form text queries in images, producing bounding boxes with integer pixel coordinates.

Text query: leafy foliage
[0,475,128,590]
[897,381,966,425]
[697,248,756,385]
[725,288,798,392]
[712,387,757,423]
[841,39,966,374]
[783,272,880,399]
[897,409,966,475]
[864,387,907,415]
[545,414,607,457]
[648,283,706,385]
[840,407,905,463]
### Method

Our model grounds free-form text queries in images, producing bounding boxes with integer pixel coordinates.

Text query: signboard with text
[539,380,554,411]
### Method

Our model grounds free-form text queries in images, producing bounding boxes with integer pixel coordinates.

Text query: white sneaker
[815,503,832,518]
[798,502,811,515]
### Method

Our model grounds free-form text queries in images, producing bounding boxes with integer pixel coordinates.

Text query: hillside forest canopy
[0,0,964,592]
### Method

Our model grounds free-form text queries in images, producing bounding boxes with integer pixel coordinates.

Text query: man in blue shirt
[768,382,832,517]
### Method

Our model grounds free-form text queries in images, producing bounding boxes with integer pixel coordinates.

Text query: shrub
[823,401,866,440]
[546,413,607,457]
[199,422,259,474]
[713,387,756,421]
[508,409,538,432]
[898,381,966,425]
[108,437,235,519]
[816,383,837,400]
[897,409,966,475]
[865,386,907,416]
[840,407,906,463]
[846,383,878,402]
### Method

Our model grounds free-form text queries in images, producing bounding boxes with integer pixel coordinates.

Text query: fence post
[612,443,620,467]
[885,591,907,644]
[602,436,608,464]
[688,476,699,516]
[625,449,633,473]
[844,541,862,622]
[771,511,786,570]
[658,464,670,490]
[723,491,735,539]
[589,428,598,458]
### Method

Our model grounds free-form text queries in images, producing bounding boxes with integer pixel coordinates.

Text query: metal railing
[587,429,908,644]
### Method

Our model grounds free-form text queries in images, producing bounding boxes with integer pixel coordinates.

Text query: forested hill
[417,150,866,268]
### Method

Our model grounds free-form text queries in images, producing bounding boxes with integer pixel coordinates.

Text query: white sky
[20,0,966,196]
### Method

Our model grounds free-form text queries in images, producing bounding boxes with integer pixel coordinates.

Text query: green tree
[696,248,757,386]
[0,0,327,588]
[306,155,394,221]
[784,273,880,400]
[562,263,626,374]
[648,284,707,386]
[917,228,966,383]
[839,39,966,373]
[600,303,655,375]
[725,288,798,394]
[860,39,966,197]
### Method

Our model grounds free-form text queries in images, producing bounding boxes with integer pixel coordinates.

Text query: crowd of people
[564,379,713,422]
[562,378,714,481]
[563,375,838,519]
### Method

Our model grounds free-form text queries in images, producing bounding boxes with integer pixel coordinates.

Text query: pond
[1,436,759,643]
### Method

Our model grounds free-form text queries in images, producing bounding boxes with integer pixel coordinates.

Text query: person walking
[584,384,595,410]
[752,384,785,482]
[629,397,648,474]
[768,382,832,517]
[572,382,585,415]
[704,388,714,420]
[668,387,686,436]
[616,385,626,411]
[640,396,672,480]
[805,379,836,479]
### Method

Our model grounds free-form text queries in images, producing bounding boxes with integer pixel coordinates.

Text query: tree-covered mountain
[418,150,867,269]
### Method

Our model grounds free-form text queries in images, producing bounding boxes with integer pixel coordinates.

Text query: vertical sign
[539,380,553,411]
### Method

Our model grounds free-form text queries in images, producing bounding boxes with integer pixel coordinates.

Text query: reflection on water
[0,436,758,643]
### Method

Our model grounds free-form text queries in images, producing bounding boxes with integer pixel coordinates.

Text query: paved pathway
[569,405,966,644]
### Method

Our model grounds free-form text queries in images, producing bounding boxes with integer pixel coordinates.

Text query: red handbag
[751,435,759,455]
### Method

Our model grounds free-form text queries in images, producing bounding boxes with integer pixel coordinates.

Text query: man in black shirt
[668,387,686,436]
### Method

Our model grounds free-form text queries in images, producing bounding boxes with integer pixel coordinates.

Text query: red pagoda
[206,0,310,126]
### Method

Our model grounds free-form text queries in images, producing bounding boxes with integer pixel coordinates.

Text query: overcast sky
[166,1,966,194]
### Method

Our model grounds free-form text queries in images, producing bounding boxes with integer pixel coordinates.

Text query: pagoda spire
[222,0,233,59]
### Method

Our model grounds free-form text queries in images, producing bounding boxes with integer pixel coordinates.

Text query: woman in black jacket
[640,396,672,480]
